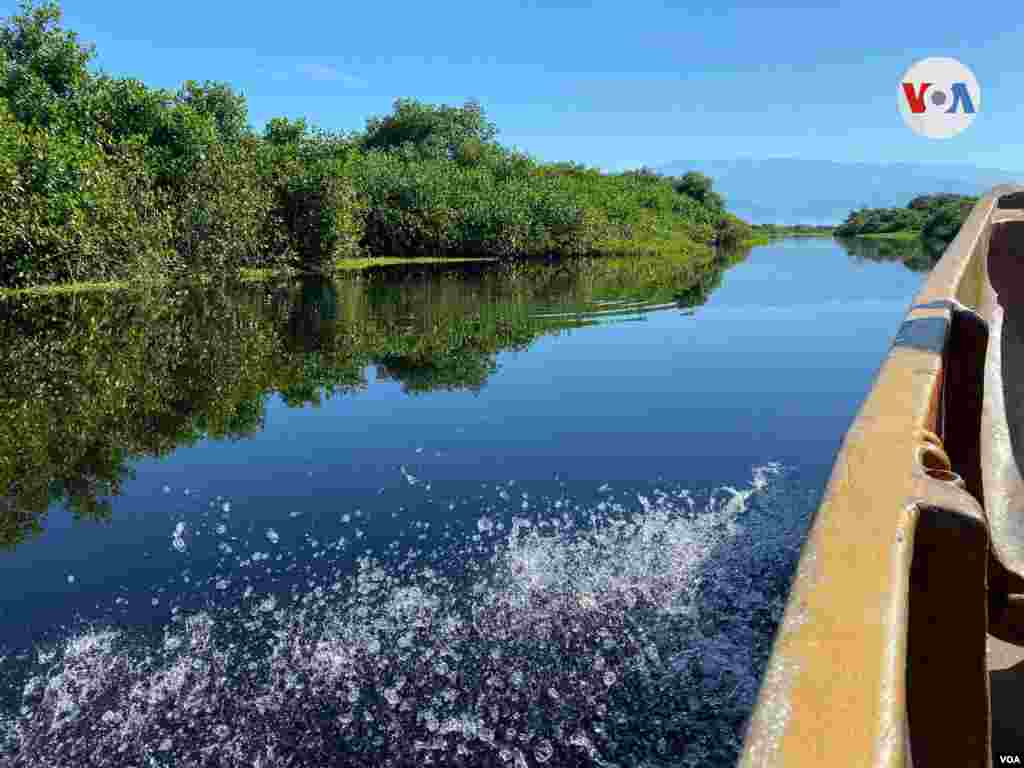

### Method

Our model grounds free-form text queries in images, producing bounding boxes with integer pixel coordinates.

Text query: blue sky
[11,0,1024,172]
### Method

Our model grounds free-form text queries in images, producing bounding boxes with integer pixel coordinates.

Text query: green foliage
[751,224,835,238]
[361,97,498,165]
[0,2,746,289]
[0,102,172,287]
[348,150,593,259]
[715,212,753,247]
[537,163,738,251]
[835,193,977,246]
[920,197,975,243]
[908,193,969,211]
[0,0,94,127]
[262,129,366,269]
[274,157,366,269]
[164,136,280,273]
[672,171,725,212]
[834,205,925,236]
[175,79,250,142]
[71,75,171,144]
[264,116,308,146]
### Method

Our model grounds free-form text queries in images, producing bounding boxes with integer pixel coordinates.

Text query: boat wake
[0,464,815,767]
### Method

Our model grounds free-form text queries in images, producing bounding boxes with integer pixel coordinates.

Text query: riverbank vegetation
[0,1,750,291]
[750,224,835,239]
[834,193,977,245]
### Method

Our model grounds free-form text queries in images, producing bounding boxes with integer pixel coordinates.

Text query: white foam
[1,464,811,767]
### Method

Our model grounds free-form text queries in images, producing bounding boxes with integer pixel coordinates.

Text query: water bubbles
[341,513,351,524]
[400,465,419,485]
[171,522,187,553]
[598,483,611,493]
[215,523,227,535]
[66,574,75,584]
[221,501,231,513]
[258,597,276,613]
[162,484,171,494]
[101,709,121,725]
[534,739,555,763]
[1,465,804,767]
[289,510,304,519]
[423,710,439,732]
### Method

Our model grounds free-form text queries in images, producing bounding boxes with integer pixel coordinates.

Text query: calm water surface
[0,238,928,766]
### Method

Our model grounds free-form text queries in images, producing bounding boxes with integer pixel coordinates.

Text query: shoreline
[1,241,769,297]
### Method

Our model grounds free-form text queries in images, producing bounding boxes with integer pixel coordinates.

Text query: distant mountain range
[656,158,1024,225]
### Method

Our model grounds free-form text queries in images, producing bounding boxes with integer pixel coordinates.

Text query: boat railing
[739,185,1024,767]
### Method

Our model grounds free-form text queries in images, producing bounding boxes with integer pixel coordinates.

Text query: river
[0,236,930,766]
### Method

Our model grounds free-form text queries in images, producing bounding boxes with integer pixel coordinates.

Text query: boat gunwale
[738,185,1024,767]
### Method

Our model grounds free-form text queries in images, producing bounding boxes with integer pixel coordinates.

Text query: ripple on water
[0,463,814,767]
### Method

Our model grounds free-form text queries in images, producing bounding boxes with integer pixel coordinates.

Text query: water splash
[0,463,813,767]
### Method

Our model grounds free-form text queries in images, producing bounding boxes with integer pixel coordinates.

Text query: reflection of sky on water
[0,238,926,765]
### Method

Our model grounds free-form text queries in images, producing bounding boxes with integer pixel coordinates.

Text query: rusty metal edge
[738,186,1022,767]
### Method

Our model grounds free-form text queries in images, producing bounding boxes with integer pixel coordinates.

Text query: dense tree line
[750,224,835,237]
[834,193,978,243]
[0,1,748,289]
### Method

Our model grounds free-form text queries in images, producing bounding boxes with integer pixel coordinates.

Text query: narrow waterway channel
[0,237,929,766]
